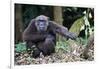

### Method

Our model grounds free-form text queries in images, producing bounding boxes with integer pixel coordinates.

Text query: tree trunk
[15,4,23,43]
[53,6,63,40]
[53,6,63,25]
[83,33,94,59]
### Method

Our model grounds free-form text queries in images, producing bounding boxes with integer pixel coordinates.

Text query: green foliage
[15,42,27,53]
[55,37,88,53]
[84,16,94,39]
[55,39,69,52]
[76,37,87,46]
[69,17,84,35]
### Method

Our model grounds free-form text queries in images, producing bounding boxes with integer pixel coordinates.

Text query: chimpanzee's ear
[31,19,36,23]
[30,19,36,26]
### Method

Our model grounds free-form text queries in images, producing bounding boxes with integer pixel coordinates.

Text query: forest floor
[15,40,94,65]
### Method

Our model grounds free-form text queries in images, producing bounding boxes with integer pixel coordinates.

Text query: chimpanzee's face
[35,15,49,32]
[36,20,48,32]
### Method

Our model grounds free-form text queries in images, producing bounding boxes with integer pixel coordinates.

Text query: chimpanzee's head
[35,15,49,32]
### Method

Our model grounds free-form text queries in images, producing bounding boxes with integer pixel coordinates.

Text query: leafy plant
[15,42,27,53]
[55,39,69,52]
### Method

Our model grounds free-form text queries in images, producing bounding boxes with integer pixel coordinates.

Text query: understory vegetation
[15,37,94,65]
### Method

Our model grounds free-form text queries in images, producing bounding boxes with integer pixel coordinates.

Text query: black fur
[23,15,77,58]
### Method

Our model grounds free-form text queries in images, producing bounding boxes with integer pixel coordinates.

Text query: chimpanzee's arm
[49,21,77,40]
[23,33,47,42]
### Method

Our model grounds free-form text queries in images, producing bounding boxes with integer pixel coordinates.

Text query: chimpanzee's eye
[38,20,46,23]
[37,20,47,24]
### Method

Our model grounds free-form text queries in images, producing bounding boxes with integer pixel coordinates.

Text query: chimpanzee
[23,15,77,58]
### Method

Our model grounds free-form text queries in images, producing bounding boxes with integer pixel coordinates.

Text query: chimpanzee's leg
[26,41,41,58]
[37,35,56,56]
[32,47,41,58]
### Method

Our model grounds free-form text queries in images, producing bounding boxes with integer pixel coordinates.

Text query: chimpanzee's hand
[66,32,77,40]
